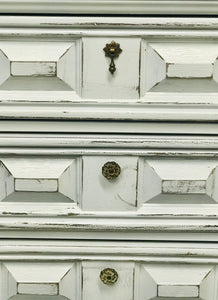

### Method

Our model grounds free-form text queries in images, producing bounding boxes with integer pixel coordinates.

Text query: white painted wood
[138,158,218,205]
[1,134,218,149]
[0,16,218,29]
[17,283,58,295]
[82,156,138,211]
[15,179,58,192]
[0,242,218,299]
[2,262,78,299]
[83,261,134,300]
[167,64,213,78]
[0,17,217,121]
[82,37,140,99]
[0,50,10,86]
[137,264,215,300]
[0,40,81,97]
[11,62,56,76]
[0,158,80,202]
[158,285,199,297]
[1,120,218,134]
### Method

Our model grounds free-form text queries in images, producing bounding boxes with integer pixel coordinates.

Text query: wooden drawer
[1,17,218,124]
[0,240,217,300]
[1,155,218,211]
[0,134,218,241]
[1,262,215,300]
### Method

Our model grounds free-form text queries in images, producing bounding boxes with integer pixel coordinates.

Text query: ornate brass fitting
[102,161,121,180]
[100,268,118,285]
[103,41,122,74]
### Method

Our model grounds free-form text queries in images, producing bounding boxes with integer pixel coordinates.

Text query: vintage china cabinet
[0,4,217,299]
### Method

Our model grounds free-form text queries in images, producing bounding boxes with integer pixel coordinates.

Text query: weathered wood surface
[0,17,217,123]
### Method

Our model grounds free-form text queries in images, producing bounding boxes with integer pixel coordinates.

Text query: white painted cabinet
[0,9,216,300]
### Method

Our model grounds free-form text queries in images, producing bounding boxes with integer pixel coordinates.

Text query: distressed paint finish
[2,262,78,299]
[0,241,217,299]
[0,157,81,203]
[83,261,134,300]
[82,37,140,99]
[137,159,218,205]
[0,14,216,300]
[0,18,217,123]
[82,156,138,211]
[135,264,215,300]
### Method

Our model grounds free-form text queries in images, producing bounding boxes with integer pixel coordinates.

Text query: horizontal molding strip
[0,240,216,263]
[1,103,218,121]
[0,1,217,15]
[0,121,218,134]
[0,216,218,242]
[0,17,218,29]
[0,134,217,149]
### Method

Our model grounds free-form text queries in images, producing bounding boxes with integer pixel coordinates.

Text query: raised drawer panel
[138,158,218,205]
[0,39,82,99]
[0,157,81,203]
[1,262,78,299]
[136,264,215,300]
[141,41,218,95]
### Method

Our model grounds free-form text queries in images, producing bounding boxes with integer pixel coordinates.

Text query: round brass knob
[102,161,121,180]
[100,268,118,285]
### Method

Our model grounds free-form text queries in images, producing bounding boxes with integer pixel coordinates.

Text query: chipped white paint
[0,158,81,202]
[11,62,56,76]
[0,14,216,300]
[138,159,218,205]
[18,283,58,295]
[0,240,217,299]
[0,18,217,122]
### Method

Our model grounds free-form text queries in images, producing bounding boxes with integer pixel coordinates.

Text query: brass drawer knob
[103,41,122,74]
[100,268,118,285]
[102,161,121,180]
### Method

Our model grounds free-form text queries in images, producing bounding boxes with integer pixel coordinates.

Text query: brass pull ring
[100,268,118,285]
[103,41,122,74]
[102,161,121,180]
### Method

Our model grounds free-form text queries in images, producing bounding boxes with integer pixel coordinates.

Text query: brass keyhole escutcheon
[103,41,122,74]
[102,161,121,180]
[100,268,118,285]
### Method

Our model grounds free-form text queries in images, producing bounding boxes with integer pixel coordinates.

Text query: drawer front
[2,34,218,102]
[0,260,216,299]
[1,155,218,216]
[1,18,218,123]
